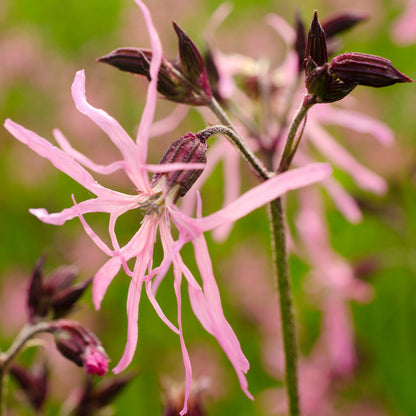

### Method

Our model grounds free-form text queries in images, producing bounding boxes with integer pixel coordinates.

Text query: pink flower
[84,347,109,377]
[4,1,332,413]
[391,0,416,45]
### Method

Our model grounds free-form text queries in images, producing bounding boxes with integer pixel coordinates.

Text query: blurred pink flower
[391,0,416,45]
[196,11,395,243]
[4,1,332,413]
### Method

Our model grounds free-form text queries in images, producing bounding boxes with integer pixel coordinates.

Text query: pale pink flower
[4,2,332,413]
[187,11,394,245]
[391,0,416,45]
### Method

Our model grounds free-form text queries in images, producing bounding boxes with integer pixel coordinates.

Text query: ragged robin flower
[4,1,332,413]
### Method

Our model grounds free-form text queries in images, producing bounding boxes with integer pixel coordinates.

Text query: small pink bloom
[84,346,109,377]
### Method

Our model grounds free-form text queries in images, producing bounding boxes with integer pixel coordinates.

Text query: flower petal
[4,119,109,196]
[307,122,387,194]
[193,163,332,231]
[29,193,138,225]
[53,128,126,175]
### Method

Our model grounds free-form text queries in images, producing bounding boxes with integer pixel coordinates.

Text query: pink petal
[4,118,109,196]
[134,0,163,165]
[391,0,416,45]
[172,258,192,416]
[307,122,387,194]
[112,220,158,373]
[93,216,159,308]
[53,128,126,175]
[93,257,123,309]
[145,279,180,334]
[191,235,253,399]
[194,163,332,232]
[322,178,363,223]
[265,13,295,46]
[71,70,149,191]
[149,105,189,137]
[112,260,145,374]
[312,106,394,146]
[29,193,138,225]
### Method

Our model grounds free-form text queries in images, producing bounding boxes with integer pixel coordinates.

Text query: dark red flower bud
[204,48,223,103]
[330,52,413,87]
[322,13,367,38]
[98,23,213,106]
[50,277,92,319]
[27,258,90,321]
[173,22,212,98]
[306,63,357,103]
[294,11,307,73]
[305,11,328,74]
[27,256,49,322]
[10,363,48,411]
[73,374,135,416]
[151,132,208,203]
[51,320,109,376]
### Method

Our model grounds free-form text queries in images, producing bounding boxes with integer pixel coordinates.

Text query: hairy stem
[198,124,269,181]
[278,96,313,173]
[269,198,300,416]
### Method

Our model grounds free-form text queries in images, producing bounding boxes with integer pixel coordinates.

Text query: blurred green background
[1,0,416,415]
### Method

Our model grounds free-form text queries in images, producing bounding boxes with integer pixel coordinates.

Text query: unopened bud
[305,11,328,74]
[27,258,90,321]
[51,320,109,377]
[295,11,307,73]
[10,363,48,411]
[322,13,367,38]
[28,256,49,321]
[151,132,208,203]
[73,374,135,416]
[98,24,213,106]
[330,52,413,87]
[173,22,212,98]
[306,63,357,103]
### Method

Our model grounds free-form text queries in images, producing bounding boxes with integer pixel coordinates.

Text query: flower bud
[27,257,91,321]
[330,52,413,87]
[305,11,328,74]
[322,13,367,38]
[10,363,48,412]
[295,11,307,73]
[98,24,213,106]
[51,320,109,377]
[306,63,357,103]
[151,132,208,203]
[173,22,212,98]
[73,374,135,416]
[28,256,49,321]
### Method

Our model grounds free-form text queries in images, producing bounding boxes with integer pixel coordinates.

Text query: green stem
[269,198,299,416]
[278,96,313,173]
[0,322,50,416]
[198,124,269,181]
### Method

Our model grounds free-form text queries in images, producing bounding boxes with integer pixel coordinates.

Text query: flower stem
[269,197,299,416]
[207,97,303,416]
[198,124,270,181]
[0,322,50,416]
[278,96,313,173]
